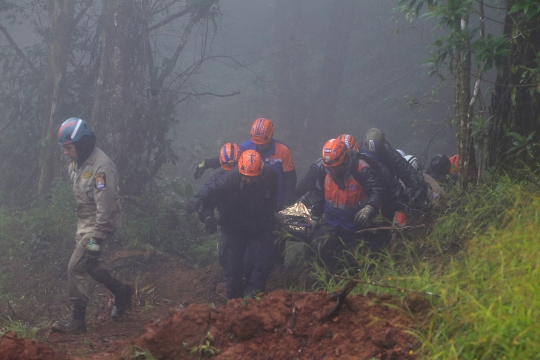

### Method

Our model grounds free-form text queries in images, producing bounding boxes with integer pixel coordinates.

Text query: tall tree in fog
[397,0,540,186]
[90,1,222,195]
[307,0,357,143]
[0,0,222,202]
[38,0,75,197]
[271,0,356,148]
[487,1,540,171]
[272,0,308,142]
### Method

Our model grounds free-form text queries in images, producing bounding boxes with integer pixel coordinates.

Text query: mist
[175,0,457,179]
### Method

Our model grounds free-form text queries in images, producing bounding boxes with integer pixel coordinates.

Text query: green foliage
[313,175,540,358]
[124,346,158,360]
[418,178,540,358]
[117,188,215,266]
[508,131,537,157]
[190,331,220,358]
[472,34,510,72]
[0,179,76,262]
[0,320,40,339]
[509,0,540,18]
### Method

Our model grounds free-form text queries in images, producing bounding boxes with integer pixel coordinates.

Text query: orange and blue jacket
[312,151,382,232]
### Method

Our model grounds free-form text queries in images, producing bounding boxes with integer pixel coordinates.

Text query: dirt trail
[0,250,425,359]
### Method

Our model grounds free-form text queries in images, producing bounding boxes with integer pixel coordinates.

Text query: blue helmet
[58,118,92,145]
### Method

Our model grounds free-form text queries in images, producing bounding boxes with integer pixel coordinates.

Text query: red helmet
[219,143,242,171]
[238,150,264,176]
[322,139,348,167]
[337,134,358,151]
[250,118,275,144]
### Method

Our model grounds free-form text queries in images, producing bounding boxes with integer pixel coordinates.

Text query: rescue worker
[193,118,296,208]
[295,134,358,203]
[361,128,428,210]
[310,139,383,269]
[429,154,451,181]
[186,150,279,299]
[52,118,133,334]
[449,155,459,183]
[404,155,421,171]
[449,154,459,176]
[192,143,242,234]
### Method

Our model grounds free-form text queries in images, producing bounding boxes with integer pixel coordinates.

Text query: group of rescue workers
[185,118,458,300]
[49,116,458,335]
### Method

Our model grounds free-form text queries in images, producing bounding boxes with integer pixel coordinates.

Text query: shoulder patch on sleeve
[358,159,370,169]
[83,171,93,179]
[95,172,106,189]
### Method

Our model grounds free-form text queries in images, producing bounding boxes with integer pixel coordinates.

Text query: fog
[175,0,457,178]
[0,0,478,201]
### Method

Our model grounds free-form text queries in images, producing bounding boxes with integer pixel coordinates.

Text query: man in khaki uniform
[52,118,133,334]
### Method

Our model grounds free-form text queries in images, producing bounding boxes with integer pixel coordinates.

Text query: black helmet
[430,154,451,177]
[362,128,386,154]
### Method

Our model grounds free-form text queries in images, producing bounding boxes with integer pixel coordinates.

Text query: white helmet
[396,149,406,157]
[404,154,420,170]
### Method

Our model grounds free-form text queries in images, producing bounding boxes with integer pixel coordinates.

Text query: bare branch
[0,23,39,77]
[73,0,93,26]
[178,91,240,98]
[148,4,195,32]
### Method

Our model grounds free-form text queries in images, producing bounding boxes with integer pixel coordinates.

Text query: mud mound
[0,331,69,360]
[132,290,419,359]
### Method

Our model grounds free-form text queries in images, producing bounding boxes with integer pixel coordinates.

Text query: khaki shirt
[69,147,121,239]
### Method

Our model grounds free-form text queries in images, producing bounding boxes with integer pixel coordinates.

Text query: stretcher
[276,202,312,243]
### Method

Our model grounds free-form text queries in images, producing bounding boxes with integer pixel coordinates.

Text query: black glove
[409,184,427,210]
[194,160,208,179]
[186,197,202,214]
[86,237,103,262]
[307,216,320,236]
[204,215,218,234]
[354,205,376,225]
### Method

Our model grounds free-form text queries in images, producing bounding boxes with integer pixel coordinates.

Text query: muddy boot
[111,284,134,319]
[51,302,86,334]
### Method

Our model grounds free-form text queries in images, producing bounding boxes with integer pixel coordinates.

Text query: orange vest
[324,160,369,210]
[449,154,459,175]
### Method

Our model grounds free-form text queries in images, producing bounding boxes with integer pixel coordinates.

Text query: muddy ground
[0,247,427,359]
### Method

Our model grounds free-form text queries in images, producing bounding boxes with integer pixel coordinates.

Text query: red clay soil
[128,290,420,360]
[0,331,70,360]
[0,290,422,360]
[0,250,426,359]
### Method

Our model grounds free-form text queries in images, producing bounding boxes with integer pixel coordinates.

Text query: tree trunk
[306,0,357,146]
[272,0,308,147]
[488,4,540,170]
[90,0,145,194]
[37,0,74,197]
[455,15,477,189]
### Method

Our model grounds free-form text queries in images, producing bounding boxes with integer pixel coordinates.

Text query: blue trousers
[219,230,275,299]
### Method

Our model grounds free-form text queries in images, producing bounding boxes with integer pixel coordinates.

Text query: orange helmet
[250,118,275,144]
[238,150,264,176]
[219,143,242,171]
[337,134,358,151]
[322,139,348,167]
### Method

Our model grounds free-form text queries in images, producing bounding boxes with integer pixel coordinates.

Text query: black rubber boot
[51,302,87,334]
[111,284,134,319]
